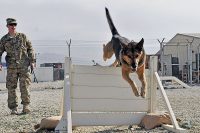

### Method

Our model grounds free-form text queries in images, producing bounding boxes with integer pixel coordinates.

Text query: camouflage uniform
[0,32,35,110]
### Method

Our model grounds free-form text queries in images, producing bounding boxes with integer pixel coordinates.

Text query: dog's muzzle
[131,64,138,72]
[131,67,137,72]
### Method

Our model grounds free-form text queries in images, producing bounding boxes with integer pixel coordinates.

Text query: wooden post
[55,57,72,133]
[149,56,158,113]
[155,72,186,133]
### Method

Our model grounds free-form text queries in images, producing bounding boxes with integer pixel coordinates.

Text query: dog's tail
[105,7,119,36]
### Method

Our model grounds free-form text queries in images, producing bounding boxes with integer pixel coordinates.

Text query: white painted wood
[149,56,158,113]
[155,72,180,129]
[72,65,122,75]
[72,112,147,126]
[72,65,150,76]
[72,99,149,112]
[55,117,67,132]
[66,58,73,133]
[71,72,141,88]
[162,124,187,133]
[56,56,186,133]
[160,76,191,89]
[55,57,72,133]
[72,86,143,99]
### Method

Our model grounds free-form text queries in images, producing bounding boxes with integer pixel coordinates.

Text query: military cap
[6,18,17,25]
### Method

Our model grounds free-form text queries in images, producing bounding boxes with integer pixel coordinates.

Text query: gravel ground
[0,81,199,133]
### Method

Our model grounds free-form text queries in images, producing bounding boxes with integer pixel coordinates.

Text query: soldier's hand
[30,63,35,73]
[0,65,2,71]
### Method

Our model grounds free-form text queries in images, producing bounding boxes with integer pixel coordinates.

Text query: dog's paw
[141,92,146,98]
[135,93,140,97]
[141,88,146,98]
[133,89,140,97]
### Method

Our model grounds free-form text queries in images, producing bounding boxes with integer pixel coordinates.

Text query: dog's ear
[136,38,144,51]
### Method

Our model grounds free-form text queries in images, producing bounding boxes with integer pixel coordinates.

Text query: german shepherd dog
[105,8,147,98]
[103,41,119,67]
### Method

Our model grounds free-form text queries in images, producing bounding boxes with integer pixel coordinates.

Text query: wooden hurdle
[55,56,186,133]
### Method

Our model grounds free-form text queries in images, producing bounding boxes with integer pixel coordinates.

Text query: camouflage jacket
[0,32,35,69]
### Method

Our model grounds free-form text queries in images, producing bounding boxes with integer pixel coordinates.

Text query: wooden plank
[155,72,179,129]
[71,73,142,88]
[72,112,147,126]
[71,99,149,112]
[160,76,191,89]
[72,65,150,76]
[72,86,142,99]
[72,65,122,75]
[72,85,152,100]
[162,124,187,133]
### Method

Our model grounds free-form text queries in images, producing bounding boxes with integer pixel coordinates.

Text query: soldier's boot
[22,105,30,114]
[11,108,18,115]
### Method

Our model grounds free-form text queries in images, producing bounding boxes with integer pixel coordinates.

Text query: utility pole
[66,39,72,59]
[157,38,165,76]
[35,53,40,67]
[186,38,194,85]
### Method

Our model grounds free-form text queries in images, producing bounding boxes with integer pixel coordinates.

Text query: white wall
[0,67,53,83]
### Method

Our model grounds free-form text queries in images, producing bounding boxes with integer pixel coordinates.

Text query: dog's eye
[135,55,139,58]
[127,55,133,59]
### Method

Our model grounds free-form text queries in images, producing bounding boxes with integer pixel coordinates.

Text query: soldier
[0,18,35,115]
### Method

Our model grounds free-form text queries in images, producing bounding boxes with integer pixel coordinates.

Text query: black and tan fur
[103,41,119,67]
[104,7,147,98]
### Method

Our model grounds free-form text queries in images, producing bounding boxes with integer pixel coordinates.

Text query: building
[160,33,200,83]
[40,63,64,81]
[40,63,63,68]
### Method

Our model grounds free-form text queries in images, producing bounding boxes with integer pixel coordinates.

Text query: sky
[1,0,200,64]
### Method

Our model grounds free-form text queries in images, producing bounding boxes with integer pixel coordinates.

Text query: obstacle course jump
[55,56,186,133]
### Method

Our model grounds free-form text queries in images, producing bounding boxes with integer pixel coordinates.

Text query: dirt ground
[0,81,199,132]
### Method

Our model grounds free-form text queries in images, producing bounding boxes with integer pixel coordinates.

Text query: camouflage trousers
[6,68,31,109]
